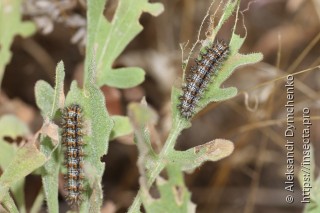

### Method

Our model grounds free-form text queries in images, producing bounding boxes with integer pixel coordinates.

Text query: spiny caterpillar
[62,104,84,206]
[179,40,229,119]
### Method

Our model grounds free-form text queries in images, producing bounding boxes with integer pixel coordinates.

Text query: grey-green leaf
[142,165,196,213]
[0,115,30,169]
[174,0,263,120]
[40,136,60,213]
[50,61,65,118]
[85,0,163,88]
[101,67,145,89]
[65,60,113,211]
[168,139,234,172]
[0,0,36,86]
[35,61,65,213]
[110,115,133,140]
[0,115,31,213]
[128,102,158,161]
[35,61,65,119]
[1,194,19,213]
[35,81,54,118]
[0,142,46,201]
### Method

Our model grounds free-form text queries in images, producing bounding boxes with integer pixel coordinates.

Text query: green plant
[0,115,46,213]
[0,0,163,212]
[127,0,263,212]
[0,0,36,87]
[0,0,263,212]
[34,0,163,211]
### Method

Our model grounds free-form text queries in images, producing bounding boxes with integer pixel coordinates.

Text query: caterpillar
[62,104,84,206]
[179,40,229,119]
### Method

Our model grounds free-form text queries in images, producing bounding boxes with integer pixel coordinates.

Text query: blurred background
[1,0,320,212]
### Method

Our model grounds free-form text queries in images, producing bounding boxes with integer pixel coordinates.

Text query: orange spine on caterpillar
[62,104,85,206]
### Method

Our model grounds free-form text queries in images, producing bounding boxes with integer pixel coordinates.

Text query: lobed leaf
[167,139,234,172]
[174,0,263,121]
[129,1,257,211]
[85,0,164,88]
[0,0,36,86]
[141,165,196,213]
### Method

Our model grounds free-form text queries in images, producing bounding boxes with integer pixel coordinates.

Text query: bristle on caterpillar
[179,40,229,119]
[62,104,84,206]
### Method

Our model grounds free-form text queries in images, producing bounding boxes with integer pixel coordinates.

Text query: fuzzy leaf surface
[86,0,164,88]
[0,115,30,212]
[0,142,46,201]
[0,115,30,169]
[128,102,158,176]
[65,60,113,212]
[110,115,133,140]
[168,139,234,172]
[142,165,196,213]
[1,194,19,213]
[34,62,65,213]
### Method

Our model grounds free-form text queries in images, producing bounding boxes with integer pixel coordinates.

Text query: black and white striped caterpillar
[62,104,84,206]
[179,40,229,119]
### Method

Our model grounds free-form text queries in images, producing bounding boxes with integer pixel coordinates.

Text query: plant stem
[127,119,186,213]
